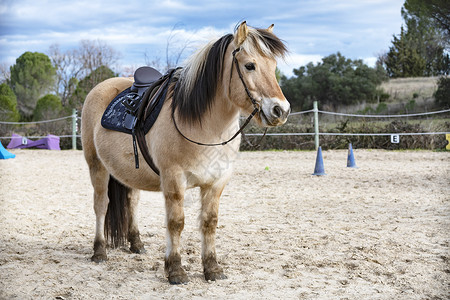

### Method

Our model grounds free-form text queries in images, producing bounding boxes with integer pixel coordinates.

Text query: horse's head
[229,21,290,127]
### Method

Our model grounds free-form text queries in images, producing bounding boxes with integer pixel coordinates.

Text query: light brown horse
[81,21,289,284]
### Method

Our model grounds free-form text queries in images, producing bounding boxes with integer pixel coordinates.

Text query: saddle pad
[101,86,165,135]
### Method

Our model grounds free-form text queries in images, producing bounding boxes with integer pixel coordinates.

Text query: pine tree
[9,52,56,119]
[383,0,449,78]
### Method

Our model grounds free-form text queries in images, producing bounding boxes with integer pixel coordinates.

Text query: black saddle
[102,66,166,134]
[101,66,180,174]
[130,66,163,97]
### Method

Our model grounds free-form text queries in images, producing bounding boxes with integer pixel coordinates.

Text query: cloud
[0,0,404,76]
[277,53,323,77]
[363,56,378,67]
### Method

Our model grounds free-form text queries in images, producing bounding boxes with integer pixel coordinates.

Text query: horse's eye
[245,63,255,71]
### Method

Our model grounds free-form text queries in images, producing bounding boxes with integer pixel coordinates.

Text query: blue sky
[0,0,405,77]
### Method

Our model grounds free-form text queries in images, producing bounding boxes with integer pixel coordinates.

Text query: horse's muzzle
[261,97,290,127]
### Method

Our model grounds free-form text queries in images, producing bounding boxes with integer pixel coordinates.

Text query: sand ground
[0,149,449,299]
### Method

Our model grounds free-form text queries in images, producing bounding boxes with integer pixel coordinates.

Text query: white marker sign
[391,134,400,143]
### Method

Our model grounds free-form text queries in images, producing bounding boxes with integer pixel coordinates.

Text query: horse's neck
[191,45,240,141]
[199,94,240,141]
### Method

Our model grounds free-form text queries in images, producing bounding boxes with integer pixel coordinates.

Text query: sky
[0,0,405,77]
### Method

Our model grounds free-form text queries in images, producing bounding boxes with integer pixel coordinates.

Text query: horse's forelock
[241,27,287,59]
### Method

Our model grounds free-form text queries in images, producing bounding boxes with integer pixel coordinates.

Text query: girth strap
[133,68,179,175]
[134,126,159,175]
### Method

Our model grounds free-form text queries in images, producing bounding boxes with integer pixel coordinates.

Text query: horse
[81,21,290,284]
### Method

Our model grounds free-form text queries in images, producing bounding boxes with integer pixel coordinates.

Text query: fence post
[72,109,77,150]
[313,101,319,150]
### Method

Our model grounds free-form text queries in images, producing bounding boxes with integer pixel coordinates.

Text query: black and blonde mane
[172,26,287,125]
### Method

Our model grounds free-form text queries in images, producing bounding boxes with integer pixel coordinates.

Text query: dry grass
[380,77,439,102]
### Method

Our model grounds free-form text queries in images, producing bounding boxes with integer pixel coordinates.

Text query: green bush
[281,52,387,111]
[405,99,416,112]
[375,102,388,114]
[434,77,450,108]
[69,65,115,113]
[33,94,62,121]
[0,83,20,122]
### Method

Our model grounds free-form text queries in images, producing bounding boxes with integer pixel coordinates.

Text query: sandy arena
[0,149,449,299]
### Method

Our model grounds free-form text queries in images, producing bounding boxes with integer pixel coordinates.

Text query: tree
[281,52,387,111]
[275,67,282,83]
[403,0,450,46]
[384,26,427,77]
[434,77,450,108]
[33,94,62,121]
[0,62,11,84]
[382,0,449,77]
[48,44,81,107]
[165,24,192,71]
[69,65,116,112]
[280,65,312,111]
[144,23,193,73]
[0,83,20,122]
[48,40,120,106]
[75,40,120,78]
[403,0,450,75]
[9,52,56,119]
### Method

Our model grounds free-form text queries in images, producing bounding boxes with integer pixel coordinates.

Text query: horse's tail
[105,175,129,248]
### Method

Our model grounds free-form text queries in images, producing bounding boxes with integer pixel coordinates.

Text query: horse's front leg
[200,184,227,281]
[162,175,189,284]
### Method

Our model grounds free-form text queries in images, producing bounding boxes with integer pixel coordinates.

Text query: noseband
[173,47,265,147]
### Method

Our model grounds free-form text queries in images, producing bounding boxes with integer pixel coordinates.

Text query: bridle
[172,47,267,147]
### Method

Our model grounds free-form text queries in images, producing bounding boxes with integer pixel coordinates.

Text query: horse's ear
[235,21,249,47]
[267,24,274,33]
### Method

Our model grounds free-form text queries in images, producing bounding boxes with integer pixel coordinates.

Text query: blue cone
[347,143,358,168]
[0,142,15,159]
[312,146,326,175]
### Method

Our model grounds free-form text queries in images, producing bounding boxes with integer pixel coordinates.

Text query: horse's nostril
[272,105,283,118]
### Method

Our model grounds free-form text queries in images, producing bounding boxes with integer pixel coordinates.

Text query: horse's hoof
[205,271,227,281]
[203,254,226,281]
[91,254,107,263]
[130,245,146,254]
[168,270,189,285]
[165,254,189,284]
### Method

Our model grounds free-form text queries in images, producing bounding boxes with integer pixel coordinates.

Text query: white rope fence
[246,101,450,149]
[1,104,449,150]
[289,109,314,116]
[316,108,450,118]
[0,135,82,139]
[0,109,79,149]
[0,115,73,125]
[246,132,449,136]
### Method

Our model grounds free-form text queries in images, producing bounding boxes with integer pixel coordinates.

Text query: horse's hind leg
[127,189,146,254]
[88,158,110,262]
[200,184,227,281]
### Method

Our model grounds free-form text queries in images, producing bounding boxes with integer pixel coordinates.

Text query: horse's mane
[172,26,287,125]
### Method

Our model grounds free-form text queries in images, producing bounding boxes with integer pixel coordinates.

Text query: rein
[172,47,265,147]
